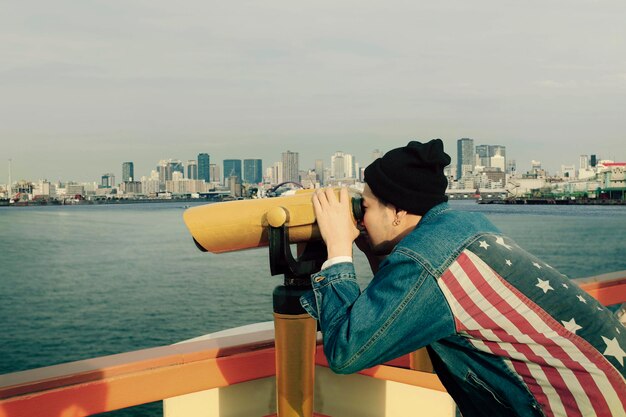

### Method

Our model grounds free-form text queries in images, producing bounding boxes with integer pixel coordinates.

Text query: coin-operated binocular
[183,188,363,279]
[183,188,363,417]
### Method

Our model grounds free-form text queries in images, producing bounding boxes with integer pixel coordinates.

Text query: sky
[1,0,625,183]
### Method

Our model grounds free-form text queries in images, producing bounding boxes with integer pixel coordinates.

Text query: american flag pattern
[437,234,626,417]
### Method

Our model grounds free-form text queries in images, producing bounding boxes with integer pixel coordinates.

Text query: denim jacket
[301,202,626,417]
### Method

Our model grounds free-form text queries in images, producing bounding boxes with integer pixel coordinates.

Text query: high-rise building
[507,159,517,175]
[475,145,490,167]
[209,164,220,184]
[580,155,589,170]
[187,160,198,180]
[590,155,597,167]
[282,151,299,183]
[331,152,345,179]
[157,159,183,181]
[315,159,325,185]
[157,160,170,182]
[331,151,355,179]
[371,149,383,162]
[223,159,242,184]
[271,161,283,185]
[122,162,134,182]
[169,160,184,178]
[198,153,210,182]
[490,153,506,173]
[457,138,475,180]
[243,159,263,184]
[101,173,115,188]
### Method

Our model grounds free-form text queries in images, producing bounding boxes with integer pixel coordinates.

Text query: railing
[1,271,625,417]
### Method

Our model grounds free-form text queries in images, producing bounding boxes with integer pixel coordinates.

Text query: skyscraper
[187,160,198,180]
[331,152,345,179]
[157,160,170,182]
[475,145,490,167]
[223,159,242,184]
[579,155,589,170]
[457,138,475,180]
[243,159,263,184]
[169,160,184,178]
[101,173,115,188]
[315,159,325,185]
[282,151,299,183]
[198,153,210,182]
[209,164,220,184]
[122,162,134,182]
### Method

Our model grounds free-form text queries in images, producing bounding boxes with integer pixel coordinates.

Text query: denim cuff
[300,290,318,320]
[299,262,357,320]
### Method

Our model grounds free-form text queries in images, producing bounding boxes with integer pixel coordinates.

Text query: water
[1,200,625,415]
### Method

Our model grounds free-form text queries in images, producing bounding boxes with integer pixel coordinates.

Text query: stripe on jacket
[437,249,626,417]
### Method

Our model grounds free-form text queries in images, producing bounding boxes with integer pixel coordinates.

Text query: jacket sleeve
[300,251,456,374]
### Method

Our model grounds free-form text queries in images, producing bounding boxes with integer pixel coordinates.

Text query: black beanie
[364,139,451,215]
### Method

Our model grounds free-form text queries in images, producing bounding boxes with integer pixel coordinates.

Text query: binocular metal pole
[273,285,317,417]
[268,215,325,417]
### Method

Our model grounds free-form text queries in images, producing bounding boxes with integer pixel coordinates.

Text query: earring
[393,219,401,226]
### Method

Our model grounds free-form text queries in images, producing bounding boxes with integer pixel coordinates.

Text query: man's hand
[312,188,360,259]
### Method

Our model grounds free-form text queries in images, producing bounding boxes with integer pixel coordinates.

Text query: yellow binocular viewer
[183,189,363,254]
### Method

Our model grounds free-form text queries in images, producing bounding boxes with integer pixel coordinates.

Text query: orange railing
[2,272,625,417]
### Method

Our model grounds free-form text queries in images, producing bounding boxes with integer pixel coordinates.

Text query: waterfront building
[331,152,345,179]
[101,173,115,188]
[157,160,171,182]
[300,170,317,189]
[198,153,210,182]
[561,164,576,179]
[270,162,283,185]
[457,138,474,180]
[223,159,242,185]
[122,162,134,182]
[490,153,506,174]
[507,159,517,175]
[281,151,299,183]
[209,164,220,184]
[228,175,242,197]
[475,145,490,167]
[579,155,589,171]
[169,160,184,178]
[141,177,160,196]
[331,151,355,179]
[165,179,209,194]
[315,159,325,185]
[243,159,263,184]
[121,181,142,195]
[66,183,84,197]
[477,167,506,189]
[187,160,198,180]
[33,180,51,198]
[600,162,626,191]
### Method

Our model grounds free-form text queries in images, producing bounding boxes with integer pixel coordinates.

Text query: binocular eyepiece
[183,188,363,254]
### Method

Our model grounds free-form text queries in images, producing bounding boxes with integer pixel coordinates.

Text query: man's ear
[394,208,408,222]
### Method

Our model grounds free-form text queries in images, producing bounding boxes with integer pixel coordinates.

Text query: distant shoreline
[0,197,217,207]
[478,198,626,205]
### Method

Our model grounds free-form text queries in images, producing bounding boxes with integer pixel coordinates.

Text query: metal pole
[273,285,316,417]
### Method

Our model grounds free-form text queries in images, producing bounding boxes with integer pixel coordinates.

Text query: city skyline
[2,140,624,185]
[2,2,625,182]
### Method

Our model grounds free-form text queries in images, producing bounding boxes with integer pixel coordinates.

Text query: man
[300,139,626,417]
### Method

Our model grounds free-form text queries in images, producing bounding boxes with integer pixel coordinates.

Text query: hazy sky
[1,0,625,182]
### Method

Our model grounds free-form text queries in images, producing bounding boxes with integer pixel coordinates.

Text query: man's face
[361,184,397,255]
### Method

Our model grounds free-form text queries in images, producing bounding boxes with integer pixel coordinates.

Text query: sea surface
[1,200,625,416]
